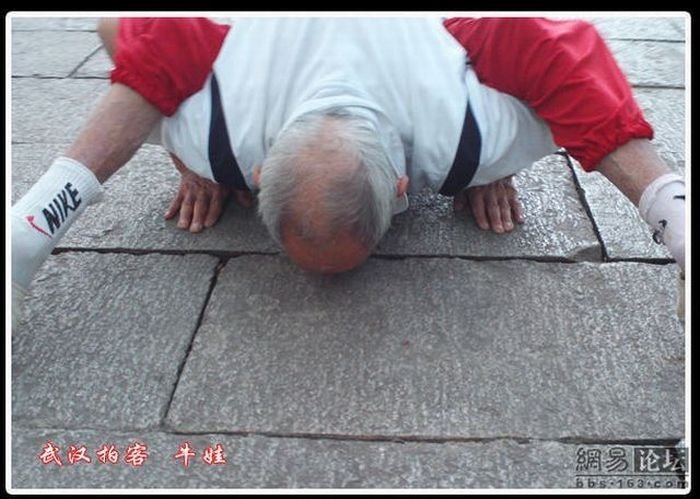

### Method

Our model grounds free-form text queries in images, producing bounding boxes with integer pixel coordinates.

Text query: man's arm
[12,17,232,319]
[11,82,161,329]
[66,83,162,184]
[444,17,685,270]
[105,17,253,232]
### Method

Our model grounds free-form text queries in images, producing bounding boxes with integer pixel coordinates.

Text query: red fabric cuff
[574,103,655,171]
[110,66,181,116]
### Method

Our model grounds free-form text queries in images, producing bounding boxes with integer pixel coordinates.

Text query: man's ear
[396,175,409,197]
[252,165,262,188]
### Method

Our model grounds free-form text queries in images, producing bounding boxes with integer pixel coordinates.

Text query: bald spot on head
[279,117,371,274]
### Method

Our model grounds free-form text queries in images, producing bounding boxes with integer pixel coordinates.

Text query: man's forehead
[281,226,370,274]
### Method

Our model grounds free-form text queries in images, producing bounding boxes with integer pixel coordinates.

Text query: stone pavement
[9,15,688,490]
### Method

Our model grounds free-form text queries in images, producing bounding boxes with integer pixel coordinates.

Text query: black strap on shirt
[208,73,250,191]
[438,102,481,196]
[208,72,480,196]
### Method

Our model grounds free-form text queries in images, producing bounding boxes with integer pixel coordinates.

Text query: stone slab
[378,154,601,261]
[634,88,686,173]
[608,40,684,88]
[167,257,684,440]
[11,78,108,144]
[12,252,219,429]
[571,89,685,261]
[16,429,684,489]
[10,16,99,31]
[11,30,101,78]
[588,16,686,42]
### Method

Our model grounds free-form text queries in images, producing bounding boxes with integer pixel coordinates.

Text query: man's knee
[97,18,119,60]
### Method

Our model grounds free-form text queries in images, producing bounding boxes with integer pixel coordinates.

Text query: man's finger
[499,197,514,232]
[205,190,226,228]
[511,195,525,224]
[504,180,525,224]
[178,193,195,230]
[469,189,490,230]
[190,193,210,233]
[486,193,504,233]
[165,190,184,220]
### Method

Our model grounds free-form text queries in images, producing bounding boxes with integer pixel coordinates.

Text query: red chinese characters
[174,441,196,468]
[37,440,227,467]
[173,441,227,466]
[96,443,120,464]
[67,444,92,465]
[124,441,149,467]
[202,443,227,465]
[38,441,63,466]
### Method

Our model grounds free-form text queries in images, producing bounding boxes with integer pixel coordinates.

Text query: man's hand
[453,175,524,234]
[164,153,253,233]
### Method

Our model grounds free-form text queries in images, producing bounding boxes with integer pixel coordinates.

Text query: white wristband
[11,157,104,290]
[638,173,684,221]
[638,173,685,271]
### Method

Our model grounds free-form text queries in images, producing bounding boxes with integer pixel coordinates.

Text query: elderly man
[12,17,685,298]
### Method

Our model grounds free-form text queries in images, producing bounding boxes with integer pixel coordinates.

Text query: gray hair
[257,110,397,249]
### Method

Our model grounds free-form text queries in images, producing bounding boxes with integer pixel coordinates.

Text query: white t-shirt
[161,17,557,201]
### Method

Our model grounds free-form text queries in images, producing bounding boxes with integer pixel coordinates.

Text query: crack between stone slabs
[160,256,227,424]
[11,424,684,449]
[373,253,580,264]
[606,37,686,43]
[51,246,580,265]
[631,84,685,91]
[165,431,684,448]
[66,44,104,78]
[51,246,677,267]
[606,257,676,266]
[165,431,685,448]
[12,75,109,80]
[12,75,76,80]
[163,430,537,445]
[12,75,108,81]
[51,246,281,258]
[549,436,682,446]
[435,255,677,267]
[561,151,609,263]
[53,245,577,263]
[11,28,98,32]
[67,76,110,80]
[11,74,106,80]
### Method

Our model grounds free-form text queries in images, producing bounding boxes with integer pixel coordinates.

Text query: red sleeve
[443,17,653,171]
[111,18,230,116]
